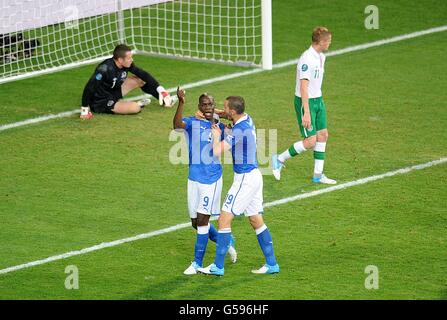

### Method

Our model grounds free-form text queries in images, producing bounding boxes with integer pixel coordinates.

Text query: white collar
[233,113,248,126]
[309,45,321,58]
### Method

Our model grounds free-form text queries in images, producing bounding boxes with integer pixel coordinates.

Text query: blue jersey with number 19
[224,114,258,174]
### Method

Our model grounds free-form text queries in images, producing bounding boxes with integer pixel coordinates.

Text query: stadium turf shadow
[125,273,257,300]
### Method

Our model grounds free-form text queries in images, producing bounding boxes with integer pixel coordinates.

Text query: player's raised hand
[195,110,206,120]
[224,123,232,135]
[214,108,228,119]
[211,123,222,137]
[177,86,186,104]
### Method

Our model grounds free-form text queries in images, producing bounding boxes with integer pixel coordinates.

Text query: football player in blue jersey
[198,96,279,276]
[173,87,237,275]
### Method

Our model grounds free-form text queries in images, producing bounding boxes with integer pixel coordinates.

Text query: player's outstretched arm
[173,87,187,130]
[214,108,229,119]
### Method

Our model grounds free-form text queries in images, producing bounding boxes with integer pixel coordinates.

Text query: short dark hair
[226,96,245,114]
[198,93,215,105]
[113,44,132,59]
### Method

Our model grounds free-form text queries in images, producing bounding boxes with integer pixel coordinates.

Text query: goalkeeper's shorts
[90,91,123,114]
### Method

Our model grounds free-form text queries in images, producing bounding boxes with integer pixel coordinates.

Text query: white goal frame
[0,0,272,85]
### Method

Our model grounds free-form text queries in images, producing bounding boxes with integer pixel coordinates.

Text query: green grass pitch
[0,0,446,299]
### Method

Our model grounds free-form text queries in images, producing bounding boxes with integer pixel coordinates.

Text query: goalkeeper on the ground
[80,44,175,119]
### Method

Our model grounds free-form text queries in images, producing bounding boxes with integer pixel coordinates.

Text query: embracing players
[173,87,237,275]
[80,44,175,119]
[198,96,280,276]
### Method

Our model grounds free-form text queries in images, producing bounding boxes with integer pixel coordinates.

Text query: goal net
[0,0,272,84]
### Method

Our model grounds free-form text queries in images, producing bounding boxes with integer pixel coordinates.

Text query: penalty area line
[0,157,446,275]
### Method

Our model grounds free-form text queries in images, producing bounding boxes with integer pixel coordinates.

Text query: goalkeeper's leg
[121,75,177,108]
[112,101,145,114]
[111,76,151,114]
[121,75,145,96]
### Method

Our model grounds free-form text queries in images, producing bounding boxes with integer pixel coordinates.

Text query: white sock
[197,225,210,235]
[314,160,324,176]
[277,150,291,163]
[313,142,326,176]
[293,141,307,154]
[255,224,268,235]
[278,141,306,163]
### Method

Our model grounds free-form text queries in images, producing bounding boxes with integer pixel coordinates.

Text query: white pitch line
[264,157,447,208]
[0,157,446,275]
[1,25,446,133]
[0,110,80,132]
[0,222,190,275]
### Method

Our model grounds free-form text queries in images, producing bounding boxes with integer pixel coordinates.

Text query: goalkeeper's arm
[81,63,109,108]
[81,77,98,107]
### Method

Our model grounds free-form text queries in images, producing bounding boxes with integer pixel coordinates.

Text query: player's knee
[218,217,231,230]
[112,102,141,114]
[130,76,145,88]
[218,220,230,230]
[304,136,317,149]
[123,107,141,115]
[137,78,145,88]
[317,130,328,142]
[196,214,210,227]
[248,215,264,229]
[129,105,142,114]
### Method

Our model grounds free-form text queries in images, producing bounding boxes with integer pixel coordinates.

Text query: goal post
[261,0,272,70]
[0,0,273,85]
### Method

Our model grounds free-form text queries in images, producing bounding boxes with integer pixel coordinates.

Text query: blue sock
[194,226,210,266]
[208,224,218,242]
[256,227,277,266]
[214,230,231,269]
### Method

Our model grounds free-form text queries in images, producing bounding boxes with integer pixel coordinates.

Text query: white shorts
[222,168,263,216]
[187,177,223,218]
